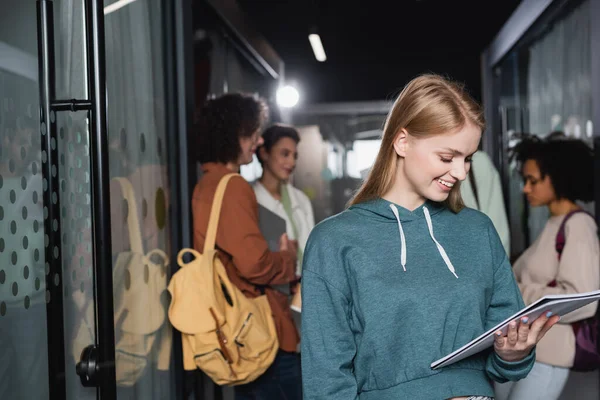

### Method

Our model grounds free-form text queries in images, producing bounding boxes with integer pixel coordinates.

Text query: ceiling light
[104,0,138,15]
[276,85,300,108]
[308,34,327,62]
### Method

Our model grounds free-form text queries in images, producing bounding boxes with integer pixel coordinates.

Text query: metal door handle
[75,345,99,387]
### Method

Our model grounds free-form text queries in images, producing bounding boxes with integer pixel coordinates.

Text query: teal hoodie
[301,198,535,400]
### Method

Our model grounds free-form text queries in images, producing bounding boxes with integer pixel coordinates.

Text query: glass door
[104,0,176,397]
[2,0,179,399]
[37,0,117,398]
[0,1,50,398]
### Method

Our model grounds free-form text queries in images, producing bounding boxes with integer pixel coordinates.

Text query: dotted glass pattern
[0,44,50,399]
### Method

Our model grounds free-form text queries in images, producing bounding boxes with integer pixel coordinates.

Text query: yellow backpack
[167,173,278,386]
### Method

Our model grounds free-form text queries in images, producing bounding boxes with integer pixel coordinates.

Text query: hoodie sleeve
[484,222,535,383]
[301,228,358,400]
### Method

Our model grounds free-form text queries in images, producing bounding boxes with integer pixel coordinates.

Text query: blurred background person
[193,93,301,400]
[495,134,599,400]
[254,124,315,314]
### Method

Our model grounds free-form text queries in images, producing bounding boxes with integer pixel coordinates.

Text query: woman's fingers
[494,331,505,349]
[525,311,561,342]
[529,311,551,338]
[517,316,530,342]
[495,312,560,358]
[507,321,518,345]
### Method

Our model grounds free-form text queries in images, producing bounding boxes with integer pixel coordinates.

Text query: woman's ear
[393,128,409,157]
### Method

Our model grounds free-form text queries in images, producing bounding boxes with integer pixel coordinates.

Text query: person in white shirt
[253,124,315,319]
[461,151,511,256]
[253,124,315,279]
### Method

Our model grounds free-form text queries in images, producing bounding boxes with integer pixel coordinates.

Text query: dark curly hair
[256,124,300,165]
[196,93,269,164]
[509,132,594,202]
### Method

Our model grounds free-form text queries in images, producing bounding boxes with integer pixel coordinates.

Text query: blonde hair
[350,74,485,212]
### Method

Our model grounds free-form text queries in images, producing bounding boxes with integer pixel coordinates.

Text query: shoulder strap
[112,177,144,255]
[468,167,480,210]
[204,173,239,254]
[555,209,594,260]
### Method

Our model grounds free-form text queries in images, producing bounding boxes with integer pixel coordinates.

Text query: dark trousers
[234,350,302,400]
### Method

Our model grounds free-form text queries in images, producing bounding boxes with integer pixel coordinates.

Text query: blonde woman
[301,74,559,400]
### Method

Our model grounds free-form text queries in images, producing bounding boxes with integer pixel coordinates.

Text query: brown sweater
[192,162,299,352]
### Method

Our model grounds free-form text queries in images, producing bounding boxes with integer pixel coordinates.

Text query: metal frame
[37,0,117,397]
[163,0,194,397]
[84,0,117,396]
[486,0,554,68]
[36,2,67,398]
[178,0,197,213]
[480,0,554,163]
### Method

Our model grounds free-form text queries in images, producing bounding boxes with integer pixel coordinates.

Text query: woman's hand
[279,233,290,251]
[279,233,298,263]
[494,312,560,362]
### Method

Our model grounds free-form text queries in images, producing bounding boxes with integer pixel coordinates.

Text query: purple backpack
[551,210,600,371]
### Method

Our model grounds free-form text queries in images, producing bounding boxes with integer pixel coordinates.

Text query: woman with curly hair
[495,134,599,400]
[193,93,301,399]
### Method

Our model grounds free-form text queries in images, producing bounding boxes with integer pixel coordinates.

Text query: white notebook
[431,289,600,370]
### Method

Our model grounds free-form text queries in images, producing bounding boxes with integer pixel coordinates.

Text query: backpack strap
[204,173,239,254]
[113,177,144,255]
[468,167,480,210]
[177,248,202,267]
[555,209,594,260]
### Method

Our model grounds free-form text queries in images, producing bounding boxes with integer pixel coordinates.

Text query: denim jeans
[494,361,569,400]
[234,350,302,400]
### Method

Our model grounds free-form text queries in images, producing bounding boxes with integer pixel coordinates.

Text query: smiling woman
[301,73,559,400]
[351,74,484,212]
[253,123,316,277]
[390,122,481,207]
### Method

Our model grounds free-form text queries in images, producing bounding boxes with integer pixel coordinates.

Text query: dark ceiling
[237,0,522,104]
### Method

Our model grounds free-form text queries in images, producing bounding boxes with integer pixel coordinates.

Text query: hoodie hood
[349,197,445,222]
[350,198,458,278]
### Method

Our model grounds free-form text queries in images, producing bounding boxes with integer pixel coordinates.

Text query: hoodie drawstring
[423,207,458,278]
[389,204,458,278]
[389,205,407,271]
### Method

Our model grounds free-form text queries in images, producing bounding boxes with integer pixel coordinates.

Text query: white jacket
[461,151,511,255]
[253,181,315,274]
